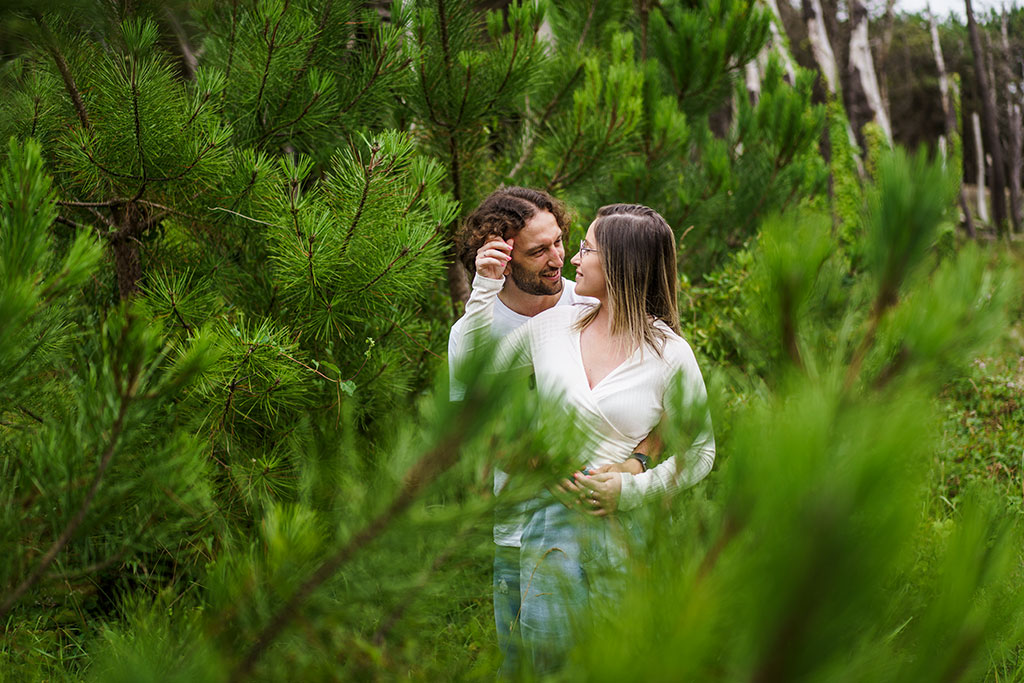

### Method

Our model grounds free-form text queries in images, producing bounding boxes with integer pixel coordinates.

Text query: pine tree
[2,1,1020,681]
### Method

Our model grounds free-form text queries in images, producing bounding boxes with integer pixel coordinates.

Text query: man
[448,186,649,675]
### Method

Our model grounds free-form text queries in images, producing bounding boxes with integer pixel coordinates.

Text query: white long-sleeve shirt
[449,275,595,546]
[458,274,716,513]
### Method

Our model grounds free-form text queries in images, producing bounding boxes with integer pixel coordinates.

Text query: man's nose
[548,248,564,268]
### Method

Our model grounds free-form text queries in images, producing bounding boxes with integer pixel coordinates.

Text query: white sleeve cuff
[617,472,642,512]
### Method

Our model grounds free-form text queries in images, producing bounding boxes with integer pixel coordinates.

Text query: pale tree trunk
[762,0,798,84]
[802,0,841,94]
[801,0,863,175]
[999,6,1022,232]
[847,0,893,144]
[966,0,1008,231]
[973,111,989,223]
[744,0,802,104]
[929,8,975,237]
[745,60,762,105]
[1008,102,1023,232]
[877,0,898,120]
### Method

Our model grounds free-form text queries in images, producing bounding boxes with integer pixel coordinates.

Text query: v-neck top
[460,273,715,512]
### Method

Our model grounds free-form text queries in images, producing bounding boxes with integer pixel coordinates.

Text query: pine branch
[415,24,445,127]
[485,26,524,111]
[129,58,149,200]
[257,92,321,144]
[335,48,405,119]
[340,144,379,254]
[223,0,240,97]
[0,378,136,626]
[36,16,91,132]
[44,545,130,583]
[435,0,454,72]
[508,64,584,179]
[55,215,83,230]
[253,1,292,128]
[29,95,41,138]
[577,0,598,51]
[454,63,472,126]
[168,290,193,335]
[80,139,218,183]
[165,7,198,80]
[371,523,474,646]
[278,0,333,114]
[230,410,476,681]
[19,406,44,424]
[180,89,213,132]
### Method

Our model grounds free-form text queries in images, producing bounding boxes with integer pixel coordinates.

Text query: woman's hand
[589,460,644,476]
[575,471,621,517]
[475,236,513,280]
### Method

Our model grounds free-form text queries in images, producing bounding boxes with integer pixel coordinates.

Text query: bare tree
[847,0,893,144]
[929,7,975,237]
[802,0,841,94]
[965,0,1008,231]
[972,112,989,223]
[999,6,1022,233]
[877,0,898,117]
[762,0,798,84]
[800,0,863,174]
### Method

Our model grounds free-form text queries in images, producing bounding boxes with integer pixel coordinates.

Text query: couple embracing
[448,187,716,677]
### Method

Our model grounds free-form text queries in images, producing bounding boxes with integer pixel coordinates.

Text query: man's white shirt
[448,277,595,547]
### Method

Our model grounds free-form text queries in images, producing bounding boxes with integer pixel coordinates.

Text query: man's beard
[509,259,563,296]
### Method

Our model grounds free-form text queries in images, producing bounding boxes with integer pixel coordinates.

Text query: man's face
[507,210,565,296]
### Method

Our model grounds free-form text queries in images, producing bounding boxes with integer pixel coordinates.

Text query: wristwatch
[628,452,650,472]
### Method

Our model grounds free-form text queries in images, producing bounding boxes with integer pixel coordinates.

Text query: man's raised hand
[475,237,513,280]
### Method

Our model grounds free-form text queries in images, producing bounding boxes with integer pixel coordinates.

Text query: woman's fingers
[475,237,514,279]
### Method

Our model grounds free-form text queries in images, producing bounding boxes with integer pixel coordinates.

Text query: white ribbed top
[460,274,715,513]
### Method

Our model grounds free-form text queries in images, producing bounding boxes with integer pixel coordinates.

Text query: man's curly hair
[456,186,571,274]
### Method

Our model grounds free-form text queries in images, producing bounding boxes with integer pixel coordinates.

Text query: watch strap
[628,452,650,472]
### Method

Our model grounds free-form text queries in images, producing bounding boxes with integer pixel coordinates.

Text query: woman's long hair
[575,204,680,355]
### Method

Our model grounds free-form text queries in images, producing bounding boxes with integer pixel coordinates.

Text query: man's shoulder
[558,278,598,307]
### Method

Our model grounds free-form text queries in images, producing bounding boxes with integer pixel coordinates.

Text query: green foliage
[826,97,864,247]
[648,0,770,119]
[2,2,1021,682]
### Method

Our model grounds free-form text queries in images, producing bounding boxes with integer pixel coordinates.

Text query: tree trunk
[999,8,1022,233]
[1008,101,1023,233]
[112,233,143,300]
[847,0,892,144]
[877,0,897,118]
[965,0,1008,231]
[972,111,989,223]
[802,0,840,95]
[446,254,470,310]
[929,9,975,237]
[761,0,797,84]
[745,60,762,105]
[800,0,863,175]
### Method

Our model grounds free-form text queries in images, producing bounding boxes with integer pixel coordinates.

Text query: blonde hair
[575,204,680,355]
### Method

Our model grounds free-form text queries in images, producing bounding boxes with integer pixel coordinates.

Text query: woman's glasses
[578,240,599,257]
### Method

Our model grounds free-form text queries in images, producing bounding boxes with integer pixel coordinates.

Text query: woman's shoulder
[651,321,700,368]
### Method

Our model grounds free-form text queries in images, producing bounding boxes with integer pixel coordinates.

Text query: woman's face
[570,221,606,300]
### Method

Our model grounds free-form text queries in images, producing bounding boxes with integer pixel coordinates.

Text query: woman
[460,204,715,673]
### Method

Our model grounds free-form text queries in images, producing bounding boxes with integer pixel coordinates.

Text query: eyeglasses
[578,240,599,257]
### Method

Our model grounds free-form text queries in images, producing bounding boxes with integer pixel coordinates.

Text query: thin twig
[0,386,134,625]
[230,421,475,680]
[37,16,91,132]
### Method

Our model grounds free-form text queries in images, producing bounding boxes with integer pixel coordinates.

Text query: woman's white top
[460,273,715,512]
